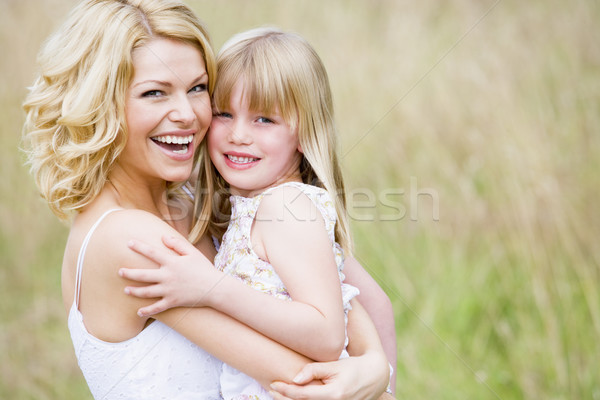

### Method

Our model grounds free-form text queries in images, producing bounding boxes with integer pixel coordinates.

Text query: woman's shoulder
[65,208,180,341]
[68,207,180,271]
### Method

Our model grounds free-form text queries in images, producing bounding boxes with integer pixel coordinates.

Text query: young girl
[204,27,360,398]
[124,27,393,398]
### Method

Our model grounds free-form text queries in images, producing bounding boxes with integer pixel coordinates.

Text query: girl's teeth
[227,155,258,164]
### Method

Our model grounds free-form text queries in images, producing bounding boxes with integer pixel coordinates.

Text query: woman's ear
[297,143,304,154]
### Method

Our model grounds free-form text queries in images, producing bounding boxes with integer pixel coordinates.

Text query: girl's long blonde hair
[190,27,352,253]
[22,0,215,220]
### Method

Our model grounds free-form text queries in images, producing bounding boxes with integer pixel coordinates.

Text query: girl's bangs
[213,54,297,126]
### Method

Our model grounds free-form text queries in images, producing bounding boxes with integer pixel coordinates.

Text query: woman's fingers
[269,381,336,400]
[291,362,333,384]
[128,239,169,265]
[267,390,294,400]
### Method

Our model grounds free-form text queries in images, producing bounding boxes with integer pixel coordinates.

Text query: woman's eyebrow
[132,79,172,88]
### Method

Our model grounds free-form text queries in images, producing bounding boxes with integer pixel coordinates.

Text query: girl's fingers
[128,239,169,265]
[162,235,194,256]
[137,299,170,317]
[119,267,162,283]
[124,284,164,299]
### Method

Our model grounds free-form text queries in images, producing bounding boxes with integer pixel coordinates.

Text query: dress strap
[74,209,122,308]
[182,183,195,201]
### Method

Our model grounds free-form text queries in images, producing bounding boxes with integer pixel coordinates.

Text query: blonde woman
[23,0,392,399]
[120,28,396,398]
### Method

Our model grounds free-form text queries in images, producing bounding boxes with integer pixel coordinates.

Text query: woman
[23,0,393,398]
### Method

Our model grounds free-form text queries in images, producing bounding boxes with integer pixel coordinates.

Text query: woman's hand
[269,350,391,400]
[118,235,223,316]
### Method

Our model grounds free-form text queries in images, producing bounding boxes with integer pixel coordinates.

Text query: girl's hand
[269,350,391,400]
[119,235,223,316]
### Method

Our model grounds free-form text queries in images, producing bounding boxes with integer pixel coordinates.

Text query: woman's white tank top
[67,209,223,399]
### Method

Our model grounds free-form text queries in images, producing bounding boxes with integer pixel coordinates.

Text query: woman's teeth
[227,154,259,164]
[151,134,193,154]
[152,135,194,145]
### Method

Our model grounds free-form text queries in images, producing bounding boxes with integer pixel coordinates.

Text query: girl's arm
[123,186,348,361]
[107,211,308,387]
[112,211,389,396]
[210,186,347,361]
[343,256,397,394]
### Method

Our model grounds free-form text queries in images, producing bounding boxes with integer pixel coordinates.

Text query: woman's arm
[270,300,391,400]
[343,256,397,393]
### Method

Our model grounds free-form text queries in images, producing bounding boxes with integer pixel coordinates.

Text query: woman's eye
[142,90,163,97]
[215,112,232,119]
[190,83,208,93]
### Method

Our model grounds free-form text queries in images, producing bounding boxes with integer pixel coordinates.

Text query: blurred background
[2,0,599,398]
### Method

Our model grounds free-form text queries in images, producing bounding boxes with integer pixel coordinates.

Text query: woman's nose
[169,95,196,125]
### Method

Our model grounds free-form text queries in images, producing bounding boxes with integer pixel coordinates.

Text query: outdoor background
[2,0,599,398]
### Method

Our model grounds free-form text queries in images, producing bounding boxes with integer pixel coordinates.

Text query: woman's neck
[106,169,173,221]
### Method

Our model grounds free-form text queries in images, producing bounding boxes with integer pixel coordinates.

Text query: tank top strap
[74,208,123,308]
[181,183,194,201]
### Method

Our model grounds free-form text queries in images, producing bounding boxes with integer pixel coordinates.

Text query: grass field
[2,0,599,398]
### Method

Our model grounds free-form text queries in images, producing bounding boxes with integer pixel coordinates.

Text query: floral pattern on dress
[215,182,360,400]
[214,182,359,309]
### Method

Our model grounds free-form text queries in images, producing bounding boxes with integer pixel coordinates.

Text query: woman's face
[120,38,211,185]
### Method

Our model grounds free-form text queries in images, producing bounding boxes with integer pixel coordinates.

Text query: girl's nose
[227,120,252,145]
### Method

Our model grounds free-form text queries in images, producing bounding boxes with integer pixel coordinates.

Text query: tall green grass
[2,0,598,398]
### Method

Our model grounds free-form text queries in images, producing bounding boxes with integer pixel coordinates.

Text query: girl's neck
[230,172,303,198]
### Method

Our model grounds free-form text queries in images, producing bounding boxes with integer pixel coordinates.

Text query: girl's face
[120,38,211,185]
[208,79,303,197]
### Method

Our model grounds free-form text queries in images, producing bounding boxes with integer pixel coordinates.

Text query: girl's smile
[223,151,261,170]
[208,79,303,197]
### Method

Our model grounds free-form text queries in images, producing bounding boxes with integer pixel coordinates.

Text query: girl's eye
[257,116,274,124]
[142,90,163,97]
[189,83,208,93]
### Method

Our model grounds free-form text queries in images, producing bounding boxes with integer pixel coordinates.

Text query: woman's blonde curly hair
[22,0,215,221]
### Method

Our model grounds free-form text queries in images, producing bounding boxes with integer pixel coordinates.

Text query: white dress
[68,209,224,399]
[214,183,360,400]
